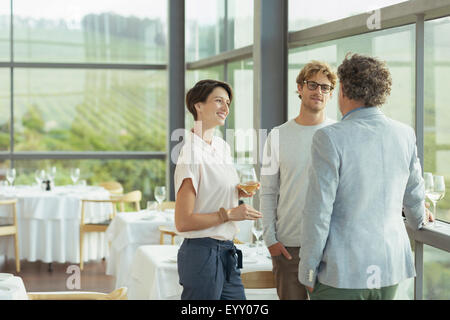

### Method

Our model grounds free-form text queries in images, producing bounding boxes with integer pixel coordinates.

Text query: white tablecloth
[0,273,28,300]
[0,185,113,263]
[105,210,176,289]
[128,244,278,300]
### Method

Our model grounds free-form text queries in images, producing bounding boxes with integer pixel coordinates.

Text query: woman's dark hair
[185,79,233,120]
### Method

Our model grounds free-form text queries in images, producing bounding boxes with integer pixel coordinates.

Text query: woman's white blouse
[174,131,240,241]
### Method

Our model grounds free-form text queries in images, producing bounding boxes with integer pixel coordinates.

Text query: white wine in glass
[239,167,259,195]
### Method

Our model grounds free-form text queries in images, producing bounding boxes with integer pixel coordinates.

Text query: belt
[225,247,243,282]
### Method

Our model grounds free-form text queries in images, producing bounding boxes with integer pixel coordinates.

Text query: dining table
[105,209,177,289]
[105,209,256,290]
[127,243,278,300]
[0,185,113,264]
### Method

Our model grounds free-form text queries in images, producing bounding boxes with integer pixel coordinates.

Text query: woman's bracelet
[218,207,230,223]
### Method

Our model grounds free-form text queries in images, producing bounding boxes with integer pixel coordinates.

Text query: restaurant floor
[1,259,115,293]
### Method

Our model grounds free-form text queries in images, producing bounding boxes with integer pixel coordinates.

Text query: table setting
[0,180,113,264]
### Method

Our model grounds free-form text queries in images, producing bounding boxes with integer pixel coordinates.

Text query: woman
[174,79,262,300]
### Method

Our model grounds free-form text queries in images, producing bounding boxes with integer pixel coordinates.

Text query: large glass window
[288,24,415,127]
[289,0,409,32]
[0,2,9,61]
[13,69,166,152]
[1,1,168,201]
[424,17,450,223]
[13,0,167,63]
[186,0,253,62]
[0,69,9,151]
[226,59,253,165]
[423,245,450,300]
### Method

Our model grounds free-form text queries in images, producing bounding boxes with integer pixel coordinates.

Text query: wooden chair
[79,198,118,271]
[241,271,276,289]
[0,199,20,272]
[28,287,128,300]
[158,226,177,245]
[115,190,142,212]
[161,201,175,211]
[99,181,124,195]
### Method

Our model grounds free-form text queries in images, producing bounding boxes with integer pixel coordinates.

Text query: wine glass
[154,186,166,212]
[238,167,259,202]
[426,175,446,226]
[35,169,46,189]
[47,166,57,186]
[70,168,80,185]
[252,219,264,255]
[6,168,16,187]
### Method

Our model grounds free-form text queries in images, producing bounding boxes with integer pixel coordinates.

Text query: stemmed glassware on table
[424,172,446,227]
[252,218,264,255]
[154,186,166,213]
[47,166,56,188]
[70,168,80,186]
[34,169,46,189]
[6,168,16,188]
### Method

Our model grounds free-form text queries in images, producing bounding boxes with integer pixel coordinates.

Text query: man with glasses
[298,53,432,300]
[260,61,337,300]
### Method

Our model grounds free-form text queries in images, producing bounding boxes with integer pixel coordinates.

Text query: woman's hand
[228,203,262,221]
[236,183,261,198]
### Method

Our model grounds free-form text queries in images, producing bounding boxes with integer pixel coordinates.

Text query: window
[0,2,9,61]
[13,69,166,152]
[289,0,409,31]
[13,0,167,63]
[424,17,450,223]
[226,59,254,165]
[186,0,253,62]
[0,68,9,151]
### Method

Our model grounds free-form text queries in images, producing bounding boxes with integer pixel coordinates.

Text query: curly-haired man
[298,53,433,300]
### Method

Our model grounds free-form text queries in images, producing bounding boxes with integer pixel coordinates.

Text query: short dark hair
[186,79,233,120]
[337,53,392,106]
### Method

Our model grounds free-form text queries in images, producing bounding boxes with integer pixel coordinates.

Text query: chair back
[241,271,276,289]
[0,198,20,272]
[99,181,123,195]
[28,287,128,300]
[0,199,18,236]
[118,190,142,211]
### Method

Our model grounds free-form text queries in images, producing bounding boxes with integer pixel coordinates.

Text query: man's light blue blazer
[298,107,425,289]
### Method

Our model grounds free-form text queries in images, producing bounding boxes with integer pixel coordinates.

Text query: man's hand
[306,286,313,294]
[268,242,292,260]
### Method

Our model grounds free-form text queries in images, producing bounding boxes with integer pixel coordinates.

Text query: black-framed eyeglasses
[303,80,333,93]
